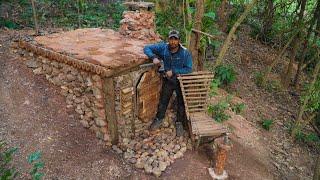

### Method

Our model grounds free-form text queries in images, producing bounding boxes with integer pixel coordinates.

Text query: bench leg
[195,137,201,150]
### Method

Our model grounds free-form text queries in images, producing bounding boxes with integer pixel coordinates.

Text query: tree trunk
[214,0,258,68]
[314,155,320,180]
[282,0,306,88]
[261,30,299,86]
[282,36,300,88]
[294,0,320,89]
[185,0,193,49]
[30,0,39,35]
[261,0,274,42]
[217,0,228,32]
[77,0,81,28]
[189,0,204,71]
[292,51,320,137]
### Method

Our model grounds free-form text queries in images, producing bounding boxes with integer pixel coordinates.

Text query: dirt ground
[0,29,317,179]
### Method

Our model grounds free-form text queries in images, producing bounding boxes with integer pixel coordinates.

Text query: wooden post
[104,77,119,144]
[208,136,232,179]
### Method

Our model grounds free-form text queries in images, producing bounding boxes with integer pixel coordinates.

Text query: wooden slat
[183,83,211,88]
[185,92,209,96]
[186,96,207,100]
[194,124,225,132]
[189,108,206,112]
[187,104,206,108]
[191,121,225,129]
[178,79,190,119]
[191,121,218,126]
[178,74,214,80]
[178,71,213,76]
[191,126,227,135]
[184,88,209,92]
[188,103,206,106]
[187,100,207,104]
[181,79,213,84]
[180,71,212,75]
[198,130,227,136]
[196,126,227,133]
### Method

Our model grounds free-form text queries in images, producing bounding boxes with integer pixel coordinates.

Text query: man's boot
[149,118,163,131]
[175,121,184,137]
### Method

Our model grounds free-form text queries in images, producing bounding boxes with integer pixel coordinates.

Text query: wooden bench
[177,71,228,148]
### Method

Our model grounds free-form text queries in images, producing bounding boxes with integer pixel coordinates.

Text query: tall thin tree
[189,0,204,71]
[281,0,307,88]
[30,0,39,34]
[214,0,258,68]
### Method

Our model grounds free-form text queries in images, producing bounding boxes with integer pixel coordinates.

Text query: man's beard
[169,44,179,50]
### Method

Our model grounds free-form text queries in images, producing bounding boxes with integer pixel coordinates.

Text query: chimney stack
[119,2,160,42]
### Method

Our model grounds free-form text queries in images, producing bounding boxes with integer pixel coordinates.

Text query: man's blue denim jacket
[143,42,193,74]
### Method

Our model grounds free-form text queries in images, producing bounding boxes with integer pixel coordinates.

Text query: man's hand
[166,70,173,78]
[153,58,160,65]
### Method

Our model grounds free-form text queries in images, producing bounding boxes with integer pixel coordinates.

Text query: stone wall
[22,47,163,145]
[23,51,111,144]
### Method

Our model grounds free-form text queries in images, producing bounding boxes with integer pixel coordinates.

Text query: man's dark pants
[155,76,187,127]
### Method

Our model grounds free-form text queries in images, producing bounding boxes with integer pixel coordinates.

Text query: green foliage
[0,141,18,179]
[0,17,20,29]
[0,142,45,180]
[305,133,320,143]
[208,96,232,122]
[301,78,320,113]
[254,71,281,92]
[28,151,44,180]
[155,6,185,42]
[2,1,125,29]
[254,71,264,87]
[294,129,305,142]
[265,80,281,92]
[209,79,221,96]
[204,12,216,20]
[293,129,320,145]
[214,64,236,86]
[231,103,246,114]
[262,118,273,131]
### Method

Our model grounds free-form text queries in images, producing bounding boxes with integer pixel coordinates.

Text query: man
[143,30,193,136]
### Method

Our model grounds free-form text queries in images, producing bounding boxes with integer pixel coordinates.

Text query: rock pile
[112,126,192,177]
[23,51,111,144]
[119,11,160,41]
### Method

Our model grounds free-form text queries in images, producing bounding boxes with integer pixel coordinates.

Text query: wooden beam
[191,29,223,40]
[104,77,119,144]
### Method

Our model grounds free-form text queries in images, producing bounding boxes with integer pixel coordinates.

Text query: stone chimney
[119,2,161,42]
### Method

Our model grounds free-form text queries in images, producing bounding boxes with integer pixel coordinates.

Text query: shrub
[208,96,232,122]
[262,118,273,131]
[254,71,281,92]
[254,71,264,87]
[214,64,236,86]
[0,141,45,180]
[0,141,18,179]
[209,79,221,97]
[265,80,282,92]
[231,103,246,114]
[28,151,44,180]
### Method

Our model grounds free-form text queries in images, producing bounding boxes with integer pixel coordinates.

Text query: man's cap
[168,30,180,39]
